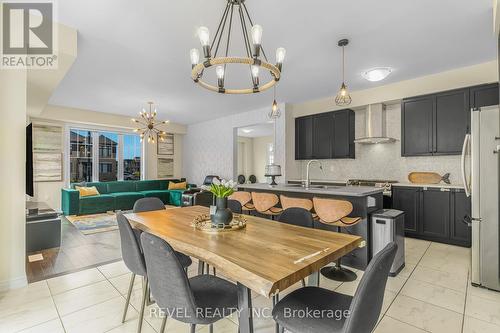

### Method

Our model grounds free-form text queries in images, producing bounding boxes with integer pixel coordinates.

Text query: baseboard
[0,275,28,292]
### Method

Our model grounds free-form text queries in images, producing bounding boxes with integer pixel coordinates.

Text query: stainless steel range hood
[354,103,396,144]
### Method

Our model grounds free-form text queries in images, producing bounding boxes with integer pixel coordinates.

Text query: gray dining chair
[278,207,315,228]
[227,199,243,214]
[272,242,397,333]
[140,232,239,333]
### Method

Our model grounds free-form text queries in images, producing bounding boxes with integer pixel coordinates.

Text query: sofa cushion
[168,190,185,207]
[79,194,115,215]
[82,182,109,194]
[139,190,170,204]
[110,192,145,211]
[107,181,137,193]
[135,180,162,192]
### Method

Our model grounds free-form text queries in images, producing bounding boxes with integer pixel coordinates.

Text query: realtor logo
[1,1,56,68]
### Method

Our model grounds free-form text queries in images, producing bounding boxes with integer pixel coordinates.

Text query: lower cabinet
[392,186,471,247]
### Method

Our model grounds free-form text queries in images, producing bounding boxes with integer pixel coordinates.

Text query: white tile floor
[2,238,500,333]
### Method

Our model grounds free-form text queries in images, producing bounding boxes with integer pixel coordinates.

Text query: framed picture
[33,152,63,182]
[157,158,174,178]
[33,124,63,152]
[157,133,174,155]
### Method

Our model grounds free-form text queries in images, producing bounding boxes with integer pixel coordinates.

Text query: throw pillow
[75,186,100,197]
[168,181,187,190]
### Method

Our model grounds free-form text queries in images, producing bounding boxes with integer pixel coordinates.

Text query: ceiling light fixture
[131,102,169,144]
[335,39,352,106]
[190,0,285,94]
[362,67,392,82]
[268,85,281,119]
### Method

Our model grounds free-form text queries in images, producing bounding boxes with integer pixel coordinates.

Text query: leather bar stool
[229,191,255,215]
[313,197,361,282]
[251,192,283,219]
[280,195,318,219]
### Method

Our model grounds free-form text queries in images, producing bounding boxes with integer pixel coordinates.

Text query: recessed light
[241,129,254,133]
[362,67,392,82]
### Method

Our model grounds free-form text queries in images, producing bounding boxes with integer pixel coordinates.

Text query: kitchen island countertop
[238,183,384,197]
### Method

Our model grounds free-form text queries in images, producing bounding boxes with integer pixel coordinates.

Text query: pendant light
[335,39,352,106]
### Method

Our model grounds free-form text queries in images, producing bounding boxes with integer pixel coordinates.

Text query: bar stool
[313,197,361,282]
[251,192,283,219]
[280,195,318,219]
[229,191,255,215]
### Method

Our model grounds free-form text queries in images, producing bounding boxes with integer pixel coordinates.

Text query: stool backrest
[229,191,252,206]
[116,212,147,276]
[278,207,314,228]
[343,242,397,333]
[227,199,242,214]
[251,192,279,212]
[280,195,313,211]
[313,197,353,223]
[140,232,198,318]
[133,197,165,213]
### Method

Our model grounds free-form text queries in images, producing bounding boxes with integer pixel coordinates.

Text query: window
[123,135,141,180]
[98,132,118,181]
[69,128,142,183]
[70,129,93,182]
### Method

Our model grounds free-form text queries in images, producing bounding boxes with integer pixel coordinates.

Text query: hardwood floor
[26,216,122,283]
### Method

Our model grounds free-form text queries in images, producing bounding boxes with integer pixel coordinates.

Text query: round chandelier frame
[190,0,285,94]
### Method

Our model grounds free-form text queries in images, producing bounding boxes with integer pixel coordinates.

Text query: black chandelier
[190,0,286,94]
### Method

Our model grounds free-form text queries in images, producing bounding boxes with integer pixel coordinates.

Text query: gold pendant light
[335,39,352,106]
[131,102,169,144]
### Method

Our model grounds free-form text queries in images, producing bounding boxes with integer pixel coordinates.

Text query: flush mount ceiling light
[190,0,285,94]
[131,102,169,144]
[241,128,254,133]
[362,67,393,82]
[335,39,352,106]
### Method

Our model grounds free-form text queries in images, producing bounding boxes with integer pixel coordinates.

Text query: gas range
[346,179,398,196]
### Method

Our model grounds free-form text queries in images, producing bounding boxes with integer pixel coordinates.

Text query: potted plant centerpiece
[202,178,237,226]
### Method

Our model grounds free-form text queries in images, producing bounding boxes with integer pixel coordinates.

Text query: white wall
[0,69,28,291]
[183,104,286,185]
[294,104,462,184]
[236,136,254,178]
[252,135,273,183]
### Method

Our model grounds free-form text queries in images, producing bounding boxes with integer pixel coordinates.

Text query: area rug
[66,205,179,235]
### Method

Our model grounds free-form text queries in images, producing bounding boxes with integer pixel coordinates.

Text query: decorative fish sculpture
[408,172,451,184]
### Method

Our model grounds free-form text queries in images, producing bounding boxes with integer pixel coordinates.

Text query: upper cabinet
[295,109,355,160]
[402,83,498,157]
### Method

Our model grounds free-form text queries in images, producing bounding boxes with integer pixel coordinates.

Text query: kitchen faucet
[305,160,323,189]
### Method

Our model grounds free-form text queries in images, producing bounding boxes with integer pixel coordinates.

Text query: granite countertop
[392,183,465,189]
[238,183,384,197]
[287,179,348,185]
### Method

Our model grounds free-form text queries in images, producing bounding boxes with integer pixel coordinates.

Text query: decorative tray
[193,214,247,233]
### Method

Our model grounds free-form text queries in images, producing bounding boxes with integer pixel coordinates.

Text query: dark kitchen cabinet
[450,189,472,247]
[434,89,469,154]
[295,109,354,160]
[470,83,499,109]
[392,186,471,247]
[420,188,450,242]
[402,83,498,156]
[295,116,313,160]
[333,110,355,158]
[392,187,420,236]
[313,113,334,159]
[401,96,433,156]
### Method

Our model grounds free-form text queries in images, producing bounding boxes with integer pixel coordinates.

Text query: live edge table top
[125,206,362,298]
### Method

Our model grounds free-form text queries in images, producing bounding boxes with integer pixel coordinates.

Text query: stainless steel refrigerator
[461,105,500,291]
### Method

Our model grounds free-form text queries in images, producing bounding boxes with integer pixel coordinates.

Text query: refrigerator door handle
[461,134,471,197]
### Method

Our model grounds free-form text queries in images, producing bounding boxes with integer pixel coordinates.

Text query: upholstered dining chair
[313,197,361,282]
[251,192,283,219]
[227,199,242,214]
[229,191,255,215]
[140,232,239,333]
[272,242,398,333]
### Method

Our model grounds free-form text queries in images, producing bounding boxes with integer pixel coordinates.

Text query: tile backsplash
[297,104,462,184]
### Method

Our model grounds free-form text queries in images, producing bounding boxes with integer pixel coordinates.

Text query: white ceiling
[237,123,274,137]
[50,0,497,125]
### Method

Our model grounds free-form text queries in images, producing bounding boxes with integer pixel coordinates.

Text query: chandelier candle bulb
[276,47,286,70]
[190,49,200,67]
[251,65,260,87]
[251,24,263,57]
[197,26,211,58]
[216,65,225,88]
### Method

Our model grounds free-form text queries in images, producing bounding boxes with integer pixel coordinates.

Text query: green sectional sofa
[61,179,194,216]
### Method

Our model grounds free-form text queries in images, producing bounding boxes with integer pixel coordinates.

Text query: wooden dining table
[124,205,363,333]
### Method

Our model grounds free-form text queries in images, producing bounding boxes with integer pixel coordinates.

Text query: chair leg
[198,260,205,275]
[209,323,213,333]
[213,267,216,276]
[159,316,167,333]
[206,264,210,274]
[190,324,196,333]
[301,279,306,287]
[273,294,280,333]
[137,276,149,333]
[122,273,135,323]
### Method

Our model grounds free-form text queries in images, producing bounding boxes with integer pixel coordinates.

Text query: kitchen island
[237,183,384,270]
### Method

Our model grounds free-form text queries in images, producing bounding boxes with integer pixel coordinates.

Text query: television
[26,123,34,197]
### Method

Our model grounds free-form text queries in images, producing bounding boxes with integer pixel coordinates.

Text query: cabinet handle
[440,188,450,192]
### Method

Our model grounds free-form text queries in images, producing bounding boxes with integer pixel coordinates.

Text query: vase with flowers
[202,178,237,226]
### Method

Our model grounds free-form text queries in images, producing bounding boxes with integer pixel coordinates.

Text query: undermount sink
[284,184,341,190]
